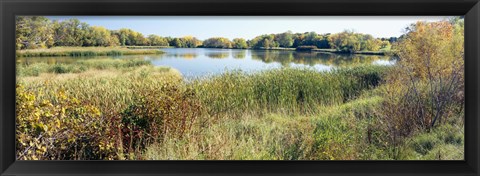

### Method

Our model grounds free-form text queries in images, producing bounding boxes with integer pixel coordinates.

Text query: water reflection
[232,50,246,59]
[165,53,198,60]
[17,48,395,77]
[250,51,392,67]
[205,52,230,59]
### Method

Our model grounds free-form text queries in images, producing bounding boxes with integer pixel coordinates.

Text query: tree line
[15,17,202,50]
[16,16,397,53]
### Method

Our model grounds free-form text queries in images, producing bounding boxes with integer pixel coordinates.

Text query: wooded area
[16,16,395,53]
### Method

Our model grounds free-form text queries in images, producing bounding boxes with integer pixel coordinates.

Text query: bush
[16,84,116,160]
[380,20,464,144]
[120,84,203,159]
[50,64,71,74]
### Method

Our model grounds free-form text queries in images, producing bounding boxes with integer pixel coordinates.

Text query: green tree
[302,31,318,46]
[117,28,147,46]
[171,38,185,48]
[53,19,89,46]
[328,30,382,53]
[276,31,294,48]
[147,34,169,46]
[382,20,464,140]
[249,34,277,49]
[232,38,248,49]
[203,37,233,48]
[84,26,119,46]
[182,36,202,48]
[16,16,54,49]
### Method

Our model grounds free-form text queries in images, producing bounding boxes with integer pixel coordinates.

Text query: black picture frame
[1,0,479,176]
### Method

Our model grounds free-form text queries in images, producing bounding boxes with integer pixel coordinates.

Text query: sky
[46,16,452,40]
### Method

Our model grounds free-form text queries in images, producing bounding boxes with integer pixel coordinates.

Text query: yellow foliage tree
[382,19,464,143]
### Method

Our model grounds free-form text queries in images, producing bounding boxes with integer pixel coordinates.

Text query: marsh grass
[17,65,183,160]
[192,65,389,117]
[394,123,464,160]
[17,58,152,76]
[143,95,391,160]
[16,62,463,160]
[16,47,164,57]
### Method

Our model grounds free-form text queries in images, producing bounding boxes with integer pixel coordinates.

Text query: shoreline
[16,46,390,57]
[199,47,389,55]
[248,47,389,55]
[16,47,165,57]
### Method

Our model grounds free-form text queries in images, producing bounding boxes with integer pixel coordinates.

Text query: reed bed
[17,58,152,76]
[192,65,389,117]
[16,62,463,160]
[16,47,164,57]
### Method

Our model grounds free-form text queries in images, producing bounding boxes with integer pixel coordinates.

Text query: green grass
[17,58,152,76]
[143,96,389,160]
[397,123,464,160]
[191,65,389,117]
[16,62,463,160]
[16,47,164,57]
[18,66,181,116]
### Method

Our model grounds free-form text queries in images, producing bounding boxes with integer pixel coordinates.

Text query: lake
[17,48,395,77]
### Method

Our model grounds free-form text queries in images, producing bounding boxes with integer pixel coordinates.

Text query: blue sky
[46,16,451,40]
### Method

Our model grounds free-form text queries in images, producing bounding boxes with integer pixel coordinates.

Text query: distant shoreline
[247,47,389,55]
[16,46,389,57]
[16,47,164,57]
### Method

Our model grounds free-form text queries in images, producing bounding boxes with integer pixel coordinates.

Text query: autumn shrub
[381,20,464,144]
[16,84,116,160]
[120,83,203,159]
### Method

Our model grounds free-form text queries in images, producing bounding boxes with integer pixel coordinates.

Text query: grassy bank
[16,47,164,57]
[17,64,392,160]
[125,46,174,49]
[17,58,153,76]
[144,96,385,160]
[15,62,463,160]
[192,65,389,117]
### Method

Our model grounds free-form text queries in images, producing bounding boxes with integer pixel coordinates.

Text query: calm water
[18,48,395,77]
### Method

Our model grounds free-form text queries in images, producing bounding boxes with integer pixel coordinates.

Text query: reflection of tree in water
[250,50,391,67]
[232,50,246,59]
[251,51,294,66]
[204,52,230,59]
[166,53,198,60]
